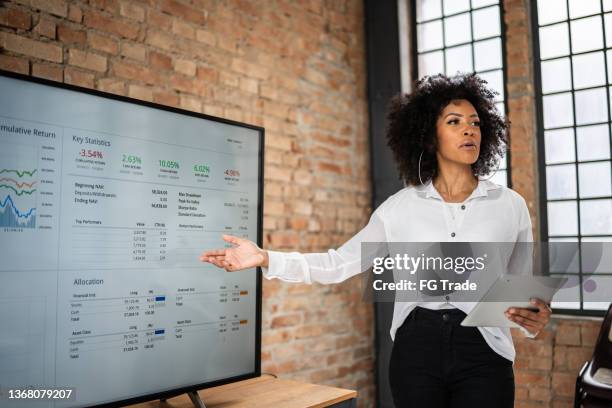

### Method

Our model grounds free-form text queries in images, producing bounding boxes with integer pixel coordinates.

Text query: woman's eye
[472,121,481,126]
[448,119,458,124]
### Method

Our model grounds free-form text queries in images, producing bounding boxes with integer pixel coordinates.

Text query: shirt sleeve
[261,208,388,284]
[511,194,539,339]
[507,193,534,276]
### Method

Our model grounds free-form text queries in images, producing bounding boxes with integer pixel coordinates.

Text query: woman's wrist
[260,250,269,268]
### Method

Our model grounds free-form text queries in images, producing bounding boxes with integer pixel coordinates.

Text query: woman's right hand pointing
[199,234,268,271]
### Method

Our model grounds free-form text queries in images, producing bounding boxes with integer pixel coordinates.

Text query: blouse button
[461,205,466,210]
[451,232,456,237]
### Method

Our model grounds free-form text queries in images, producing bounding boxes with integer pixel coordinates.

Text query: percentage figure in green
[159,160,179,169]
[193,164,210,174]
[123,154,142,164]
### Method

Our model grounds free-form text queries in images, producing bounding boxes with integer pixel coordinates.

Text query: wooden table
[127,375,357,408]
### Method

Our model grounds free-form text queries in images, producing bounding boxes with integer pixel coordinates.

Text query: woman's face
[435,99,481,165]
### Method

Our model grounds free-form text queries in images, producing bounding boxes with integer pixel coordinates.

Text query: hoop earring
[478,159,501,181]
[418,150,425,186]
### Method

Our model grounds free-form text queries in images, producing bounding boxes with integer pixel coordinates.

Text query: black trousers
[388,306,515,408]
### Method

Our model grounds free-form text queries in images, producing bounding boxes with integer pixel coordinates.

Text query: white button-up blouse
[262,179,535,362]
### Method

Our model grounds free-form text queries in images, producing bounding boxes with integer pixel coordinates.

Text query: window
[533,0,612,314]
[411,0,510,187]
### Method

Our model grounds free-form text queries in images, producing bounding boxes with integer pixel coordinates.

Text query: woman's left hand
[505,298,552,336]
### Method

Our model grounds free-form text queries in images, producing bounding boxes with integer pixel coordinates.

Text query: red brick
[87,32,118,55]
[120,42,146,62]
[68,49,107,73]
[195,29,215,46]
[172,18,195,39]
[0,7,31,30]
[556,324,581,346]
[145,29,176,52]
[97,78,125,95]
[68,5,82,22]
[270,314,301,329]
[552,372,576,397]
[159,0,206,25]
[84,10,139,40]
[581,322,603,347]
[128,84,153,102]
[34,17,56,39]
[32,63,62,82]
[153,90,178,107]
[64,67,94,88]
[174,59,196,76]
[1,32,62,63]
[112,60,160,85]
[30,0,67,18]
[119,1,145,22]
[149,51,172,71]
[0,54,29,74]
[58,24,85,44]
[147,9,172,30]
[516,371,550,388]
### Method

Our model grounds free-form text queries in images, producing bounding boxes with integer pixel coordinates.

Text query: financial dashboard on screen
[0,72,263,407]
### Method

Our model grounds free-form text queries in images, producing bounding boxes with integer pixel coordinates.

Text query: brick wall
[504,1,604,407]
[0,0,374,406]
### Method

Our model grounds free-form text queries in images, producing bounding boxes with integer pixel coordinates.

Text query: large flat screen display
[0,71,263,407]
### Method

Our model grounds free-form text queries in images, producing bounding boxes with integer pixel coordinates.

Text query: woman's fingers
[199,248,226,260]
[222,234,243,245]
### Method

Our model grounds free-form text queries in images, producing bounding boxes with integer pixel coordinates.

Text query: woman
[200,73,551,407]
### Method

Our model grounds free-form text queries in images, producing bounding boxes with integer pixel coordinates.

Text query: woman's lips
[459,144,477,150]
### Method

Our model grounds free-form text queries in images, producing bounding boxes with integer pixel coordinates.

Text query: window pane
[474,38,502,71]
[498,154,507,170]
[572,52,606,89]
[550,274,581,309]
[488,169,506,186]
[538,0,568,25]
[417,0,442,22]
[444,13,472,46]
[571,16,604,54]
[472,6,500,40]
[479,69,504,102]
[548,201,579,235]
[443,0,470,16]
[547,164,577,199]
[445,44,473,75]
[417,20,444,52]
[577,124,611,161]
[495,101,505,117]
[579,162,612,197]
[583,277,612,309]
[605,13,612,47]
[541,58,572,93]
[545,128,575,164]
[580,199,612,234]
[568,0,601,19]
[471,0,498,8]
[539,23,570,60]
[419,51,444,76]
[575,88,608,125]
[543,93,574,128]
[605,0,612,12]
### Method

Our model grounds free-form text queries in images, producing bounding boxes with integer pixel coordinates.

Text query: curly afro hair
[386,72,509,186]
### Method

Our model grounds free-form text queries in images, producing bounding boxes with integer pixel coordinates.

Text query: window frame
[531,0,612,317]
[409,0,513,188]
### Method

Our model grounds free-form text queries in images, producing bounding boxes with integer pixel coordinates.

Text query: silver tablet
[460,275,568,328]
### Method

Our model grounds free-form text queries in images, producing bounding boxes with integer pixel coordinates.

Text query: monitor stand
[160,391,207,408]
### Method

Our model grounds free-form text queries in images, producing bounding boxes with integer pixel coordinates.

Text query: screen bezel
[0,69,264,408]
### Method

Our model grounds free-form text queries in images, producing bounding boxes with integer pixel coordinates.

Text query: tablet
[460,275,568,328]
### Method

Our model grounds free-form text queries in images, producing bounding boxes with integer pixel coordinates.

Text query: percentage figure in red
[80,149,104,159]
